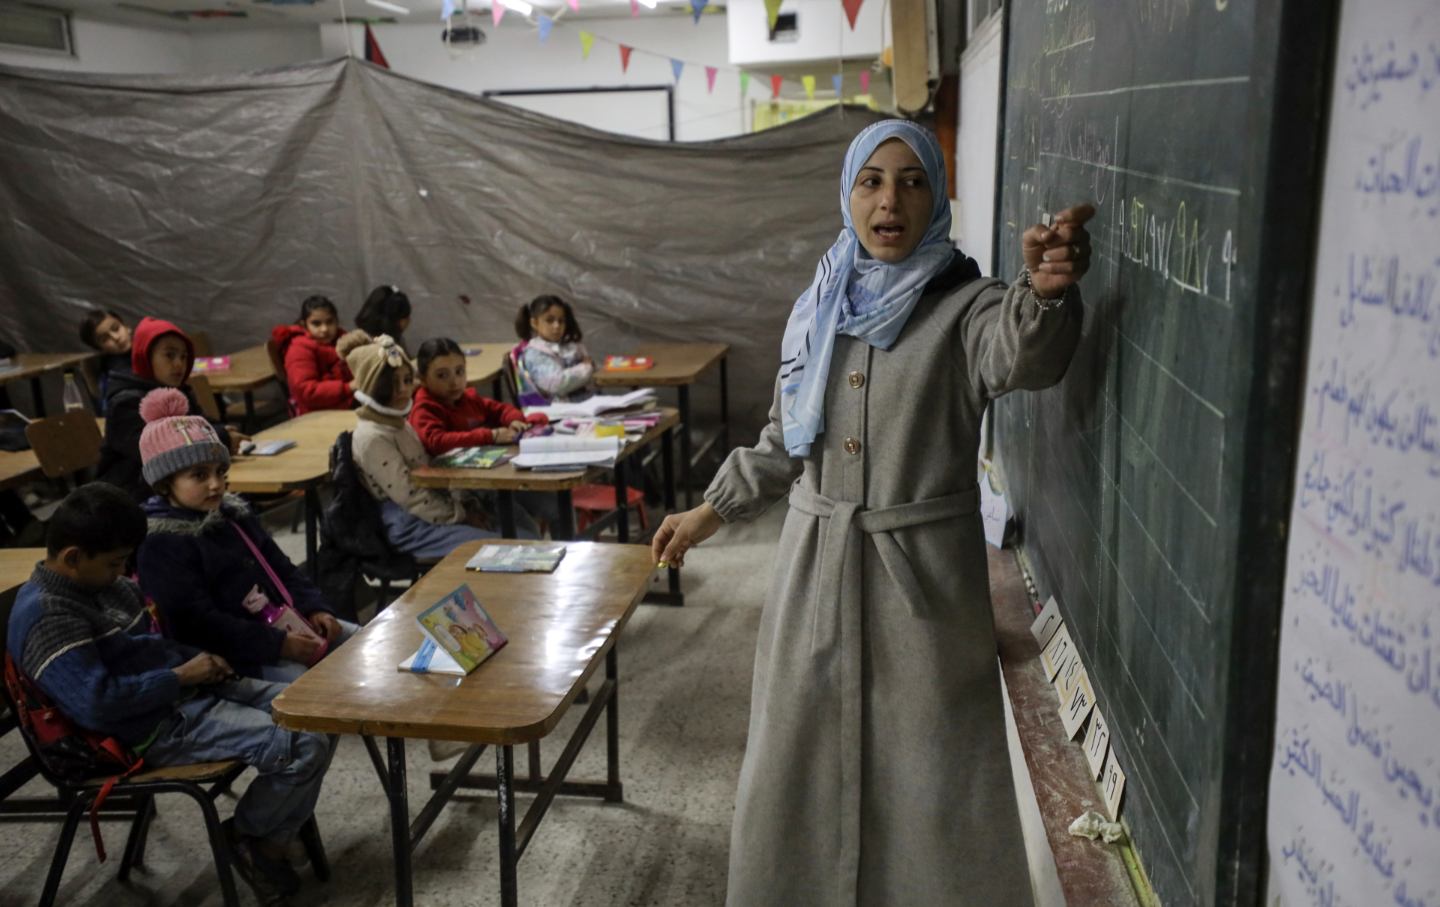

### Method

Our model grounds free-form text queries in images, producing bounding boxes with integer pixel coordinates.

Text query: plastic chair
[572,483,648,534]
[0,594,331,907]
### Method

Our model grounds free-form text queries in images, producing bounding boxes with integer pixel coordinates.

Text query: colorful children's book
[604,355,655,372]
[432,446,511,469]
[191,356,231,375]
[401,585,508,676]
[466,544,567,573]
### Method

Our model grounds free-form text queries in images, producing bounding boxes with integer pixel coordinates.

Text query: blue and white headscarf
[779,119,956,457]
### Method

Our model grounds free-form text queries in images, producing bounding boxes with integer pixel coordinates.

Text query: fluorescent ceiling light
[366,0,410,12]
[499,0,532,13]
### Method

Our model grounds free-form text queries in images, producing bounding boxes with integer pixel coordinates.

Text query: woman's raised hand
[651,502,725,568]
[1022,203,1095,299]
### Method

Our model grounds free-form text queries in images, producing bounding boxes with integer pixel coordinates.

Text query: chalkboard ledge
[990,548,1146,906]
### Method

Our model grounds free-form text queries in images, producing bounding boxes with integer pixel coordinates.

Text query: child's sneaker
[223,819,301,903]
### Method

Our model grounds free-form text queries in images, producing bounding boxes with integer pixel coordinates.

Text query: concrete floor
[0,501,788,907]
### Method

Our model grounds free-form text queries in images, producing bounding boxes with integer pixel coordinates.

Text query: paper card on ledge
[1038,625,1075,682]
[1053,644,1086,703]
[1058,670,1096,739]
[1082,707,1111,779]
[979,462,1011,548]
[1101,750,1126,818]
[1029,595,1062,648]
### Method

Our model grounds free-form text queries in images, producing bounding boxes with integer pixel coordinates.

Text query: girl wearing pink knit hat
[132,388,358,684]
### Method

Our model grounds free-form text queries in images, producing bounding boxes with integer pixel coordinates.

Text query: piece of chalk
[657,561,668,569]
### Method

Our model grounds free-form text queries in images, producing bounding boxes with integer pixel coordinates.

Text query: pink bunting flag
[567,0,578,9]
[859,70,871,94]
[620,44,633,73]
[770,74,783,99]
[491,2,504,25]
[706,65,718,93]
[630,0,639,14]
[842,0,862,29]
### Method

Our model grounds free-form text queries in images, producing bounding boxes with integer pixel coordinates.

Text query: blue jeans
[143,678,331,845]
[258,618,361,684]
[380,500,538,560]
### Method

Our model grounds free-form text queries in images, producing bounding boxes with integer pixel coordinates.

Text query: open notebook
[510,435,622,470]
[523,388,656,421]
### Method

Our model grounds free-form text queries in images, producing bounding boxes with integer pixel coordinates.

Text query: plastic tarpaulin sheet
[0,57,882,432]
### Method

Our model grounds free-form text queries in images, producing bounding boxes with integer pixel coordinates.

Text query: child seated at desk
[411,337,547,453]
[270,295,365,415]
[96,317,247,502]
[6,482,334,905]
[513,295,595,404]
[134,388,358,684]
[77,308,134,412]
[343,333,536,558]
[355,285,412,356]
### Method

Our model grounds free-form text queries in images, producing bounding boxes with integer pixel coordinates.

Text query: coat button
[848,370,865,389]
[844,437,861,455]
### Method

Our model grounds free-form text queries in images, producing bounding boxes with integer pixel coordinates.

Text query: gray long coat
[705,260,1082,906]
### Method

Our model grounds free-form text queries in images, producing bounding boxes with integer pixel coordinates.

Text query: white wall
[955,9,1001,274]
[322,14,744,141]
[725,0,883,66]
[0,15,190,74]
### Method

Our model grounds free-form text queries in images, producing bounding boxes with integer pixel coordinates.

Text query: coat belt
[784,482,978,903]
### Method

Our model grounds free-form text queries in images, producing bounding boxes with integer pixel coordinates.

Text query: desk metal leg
[719,357,730,455]
[386,738,413,907]
[614,462,630,544]
[678,384,693,508]
[304,487,319,581]
[605,646,623,802]
[29,377,46,417]
[497,745,518,907]
[554,490,575,541]
[498,491,518,538]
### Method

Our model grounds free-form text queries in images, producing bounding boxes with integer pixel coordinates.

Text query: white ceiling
[50,0,716,30]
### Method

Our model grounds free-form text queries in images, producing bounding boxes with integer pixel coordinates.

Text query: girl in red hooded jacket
[270,296,363,415]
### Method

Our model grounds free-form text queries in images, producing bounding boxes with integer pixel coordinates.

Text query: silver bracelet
[1019,268,1069,311]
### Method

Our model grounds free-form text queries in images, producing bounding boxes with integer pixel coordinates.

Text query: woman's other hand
[1022,203,1095,299]
[652,502,725,568]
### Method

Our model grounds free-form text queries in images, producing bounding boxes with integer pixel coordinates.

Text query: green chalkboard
[991,2,1335,904]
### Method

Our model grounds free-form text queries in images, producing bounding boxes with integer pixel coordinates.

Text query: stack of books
[511,435,622,470]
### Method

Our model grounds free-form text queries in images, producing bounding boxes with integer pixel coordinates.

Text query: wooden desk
[461,342,512,401]
[227,409,357,576]
[0,353,97,417]
[0,549,41,595]
[272,540,655,907]
[205,345,278,427]
[593,342,730,507]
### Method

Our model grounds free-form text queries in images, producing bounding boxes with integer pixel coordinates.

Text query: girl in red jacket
[270,296,363,415]
[410,338,548,454]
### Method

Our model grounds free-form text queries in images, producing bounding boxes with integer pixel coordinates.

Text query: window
[0,4,72,55]
[967,0,1001,37]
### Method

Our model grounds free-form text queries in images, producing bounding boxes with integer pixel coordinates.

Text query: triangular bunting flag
[859,70,871,94]
[740,71,751,96]
[832,73,843,97]
[537,14,553,41]
[568,0,579,9]
[842,0,862,29]
[363,24,389,68]
[690,0,707,22]
[671,59,685,82]
[802,75,815,99]
[770,74,784,99]
[763,0,782,30]
[441,0,454,22]
[706,66,718,93]
[491,2,505,25]
[580,30,594,58]
[630,0,639,15]
[620,45,634,73]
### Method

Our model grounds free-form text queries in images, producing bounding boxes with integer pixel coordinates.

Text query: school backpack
[2,653,144,860]
[315,430,412,618]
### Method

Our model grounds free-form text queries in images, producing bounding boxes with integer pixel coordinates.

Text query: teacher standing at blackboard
[653,119,1092,905]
